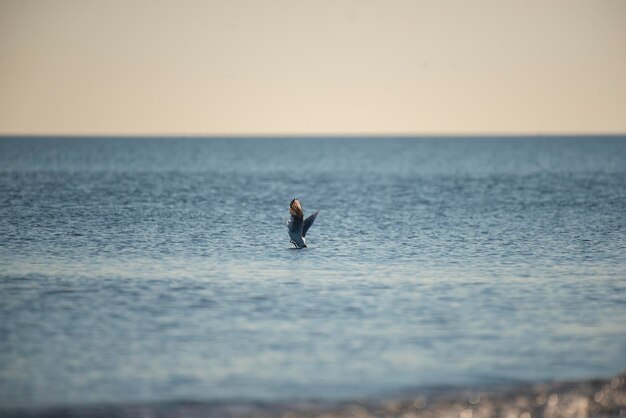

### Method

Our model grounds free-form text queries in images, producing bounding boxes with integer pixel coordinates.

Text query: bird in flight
[287,198,319,248]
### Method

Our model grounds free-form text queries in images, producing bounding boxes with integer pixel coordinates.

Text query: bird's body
[287,199,319,248]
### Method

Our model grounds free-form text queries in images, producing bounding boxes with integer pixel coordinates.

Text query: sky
[1,0,625,136]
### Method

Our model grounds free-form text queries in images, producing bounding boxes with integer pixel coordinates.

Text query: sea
[1,136,625,409]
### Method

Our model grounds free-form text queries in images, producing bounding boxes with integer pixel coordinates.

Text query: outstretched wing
[302,210,319,237]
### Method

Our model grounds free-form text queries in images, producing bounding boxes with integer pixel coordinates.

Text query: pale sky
[1,0,625,135]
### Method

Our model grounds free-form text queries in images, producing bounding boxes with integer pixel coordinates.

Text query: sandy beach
[3,372,623,418]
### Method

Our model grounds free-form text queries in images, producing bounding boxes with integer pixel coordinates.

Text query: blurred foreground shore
[3,372,624,418]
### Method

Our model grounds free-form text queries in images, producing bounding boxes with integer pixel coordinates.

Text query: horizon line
[1,132,626,139]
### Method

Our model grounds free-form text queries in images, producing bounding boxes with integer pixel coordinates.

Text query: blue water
[1,136,625,408]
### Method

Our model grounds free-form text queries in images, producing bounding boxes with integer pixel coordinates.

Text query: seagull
[287,198,319,248]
